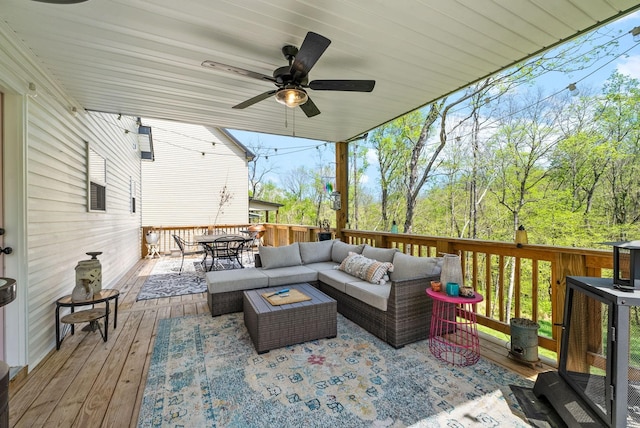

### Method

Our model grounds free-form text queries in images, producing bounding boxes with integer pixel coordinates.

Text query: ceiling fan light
[275,86,308,108]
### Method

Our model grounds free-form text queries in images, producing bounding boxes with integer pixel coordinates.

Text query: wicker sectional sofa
[205,239,442,348]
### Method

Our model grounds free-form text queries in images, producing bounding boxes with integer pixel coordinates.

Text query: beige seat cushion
[260,265,319,286]
[304,261,340,272]
[318,269,360,293]
[344,280,391,312]
[206,268,268,293]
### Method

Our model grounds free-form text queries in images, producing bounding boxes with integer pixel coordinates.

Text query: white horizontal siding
[0,23,143,369]
[141,118,249,227]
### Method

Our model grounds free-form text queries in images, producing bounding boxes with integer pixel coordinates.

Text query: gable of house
[141,118,252,227]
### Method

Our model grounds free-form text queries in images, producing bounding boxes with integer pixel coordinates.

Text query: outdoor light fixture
[631,26,640,43]
[274,86,308,108]
[28,82,37,97]
[567,83,579,96]
[515,225,528,247]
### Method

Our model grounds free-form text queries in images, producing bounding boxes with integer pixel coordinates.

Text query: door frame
[1,90,28,368]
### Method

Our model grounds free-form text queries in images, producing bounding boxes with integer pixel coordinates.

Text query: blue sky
[229,11,640,193]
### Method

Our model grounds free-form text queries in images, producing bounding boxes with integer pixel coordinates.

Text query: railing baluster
[532,259,539,323]
[515,256,521,318]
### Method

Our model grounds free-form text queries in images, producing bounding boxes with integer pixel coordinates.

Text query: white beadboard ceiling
[2,0,640,142]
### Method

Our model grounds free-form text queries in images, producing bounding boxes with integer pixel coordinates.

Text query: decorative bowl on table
[459,287,475,298]
[430,280,442,292]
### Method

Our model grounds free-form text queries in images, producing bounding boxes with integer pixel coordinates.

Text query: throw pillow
[258,242,302,269]
[331,241,364,263]
[338,252,394,284]
[299,239,335,264]
[361,245,399,263]
[389,252,443,281]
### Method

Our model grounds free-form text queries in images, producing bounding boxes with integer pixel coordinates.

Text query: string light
[567,83,579,96]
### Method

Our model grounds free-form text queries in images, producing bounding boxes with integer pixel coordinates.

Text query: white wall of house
[141,118,250,227]
[0,22,142,369]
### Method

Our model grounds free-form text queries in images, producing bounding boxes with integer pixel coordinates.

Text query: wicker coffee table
[243,283,337,354]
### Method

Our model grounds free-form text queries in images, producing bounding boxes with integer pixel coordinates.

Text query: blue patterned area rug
[136,257,207,301]
[137,254,256,301]
[137,313,534,427]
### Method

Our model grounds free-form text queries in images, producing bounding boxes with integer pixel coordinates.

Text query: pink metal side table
[426,288,484,366]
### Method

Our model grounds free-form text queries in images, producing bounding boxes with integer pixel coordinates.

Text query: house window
[88,145,107,212]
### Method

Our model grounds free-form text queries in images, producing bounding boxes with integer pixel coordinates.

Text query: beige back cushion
[299,239,336,264]
[331,241,364,263]
[258,242,302,269]
[389,252,443,281]
[361,245,399,263]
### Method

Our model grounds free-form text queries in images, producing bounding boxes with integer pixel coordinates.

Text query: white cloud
[617,55,640,79]
[366,148,378,165]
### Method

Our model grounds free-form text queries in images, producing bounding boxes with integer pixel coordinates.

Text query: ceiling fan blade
[309,80,376,92]
[202,60,276,83]
[232,90,277,109]
[300,97,321,117]
[32,0,88,3]
[290,32,331,80]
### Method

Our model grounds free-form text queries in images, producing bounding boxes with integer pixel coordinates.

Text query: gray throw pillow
[258,242,302,269]
[299,239,335,264]
[331,241,364,263]
[389,252,443,281]
[362,245,399,263]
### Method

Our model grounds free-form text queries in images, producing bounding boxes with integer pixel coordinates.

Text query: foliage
[213,184,233,225]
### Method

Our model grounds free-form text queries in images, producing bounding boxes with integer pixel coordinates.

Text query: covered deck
[9,255,553,427]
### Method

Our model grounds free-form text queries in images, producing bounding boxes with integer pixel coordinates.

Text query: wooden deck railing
[340,229,612,354]
[142,223,613,356]
[141,224,254,258]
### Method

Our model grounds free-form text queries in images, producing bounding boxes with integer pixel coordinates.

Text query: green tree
[596,72,640,228]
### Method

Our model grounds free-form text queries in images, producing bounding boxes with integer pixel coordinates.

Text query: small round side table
[426,288,484,366]
[55,289,119,350]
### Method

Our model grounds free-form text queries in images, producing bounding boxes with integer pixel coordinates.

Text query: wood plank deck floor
[8,256,555,427]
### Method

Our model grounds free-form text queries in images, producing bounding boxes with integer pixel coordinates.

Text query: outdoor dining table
[195,234,250,271]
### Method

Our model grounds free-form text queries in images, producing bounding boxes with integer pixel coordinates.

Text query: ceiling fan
[201,32,375,117]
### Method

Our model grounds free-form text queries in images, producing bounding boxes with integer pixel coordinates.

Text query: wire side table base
[426,288,483,366]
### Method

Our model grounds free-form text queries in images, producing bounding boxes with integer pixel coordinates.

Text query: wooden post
[553,252,588,363]
[335,141,349,241]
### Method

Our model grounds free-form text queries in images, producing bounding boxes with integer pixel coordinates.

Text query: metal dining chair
[172,234,205,274]
[209,236,246,271]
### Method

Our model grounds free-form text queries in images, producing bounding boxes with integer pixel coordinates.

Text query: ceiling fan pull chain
[284,104,288,129]
[292,108,296,137]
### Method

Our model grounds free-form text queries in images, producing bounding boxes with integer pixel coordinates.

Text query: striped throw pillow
[338,252,394,284]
